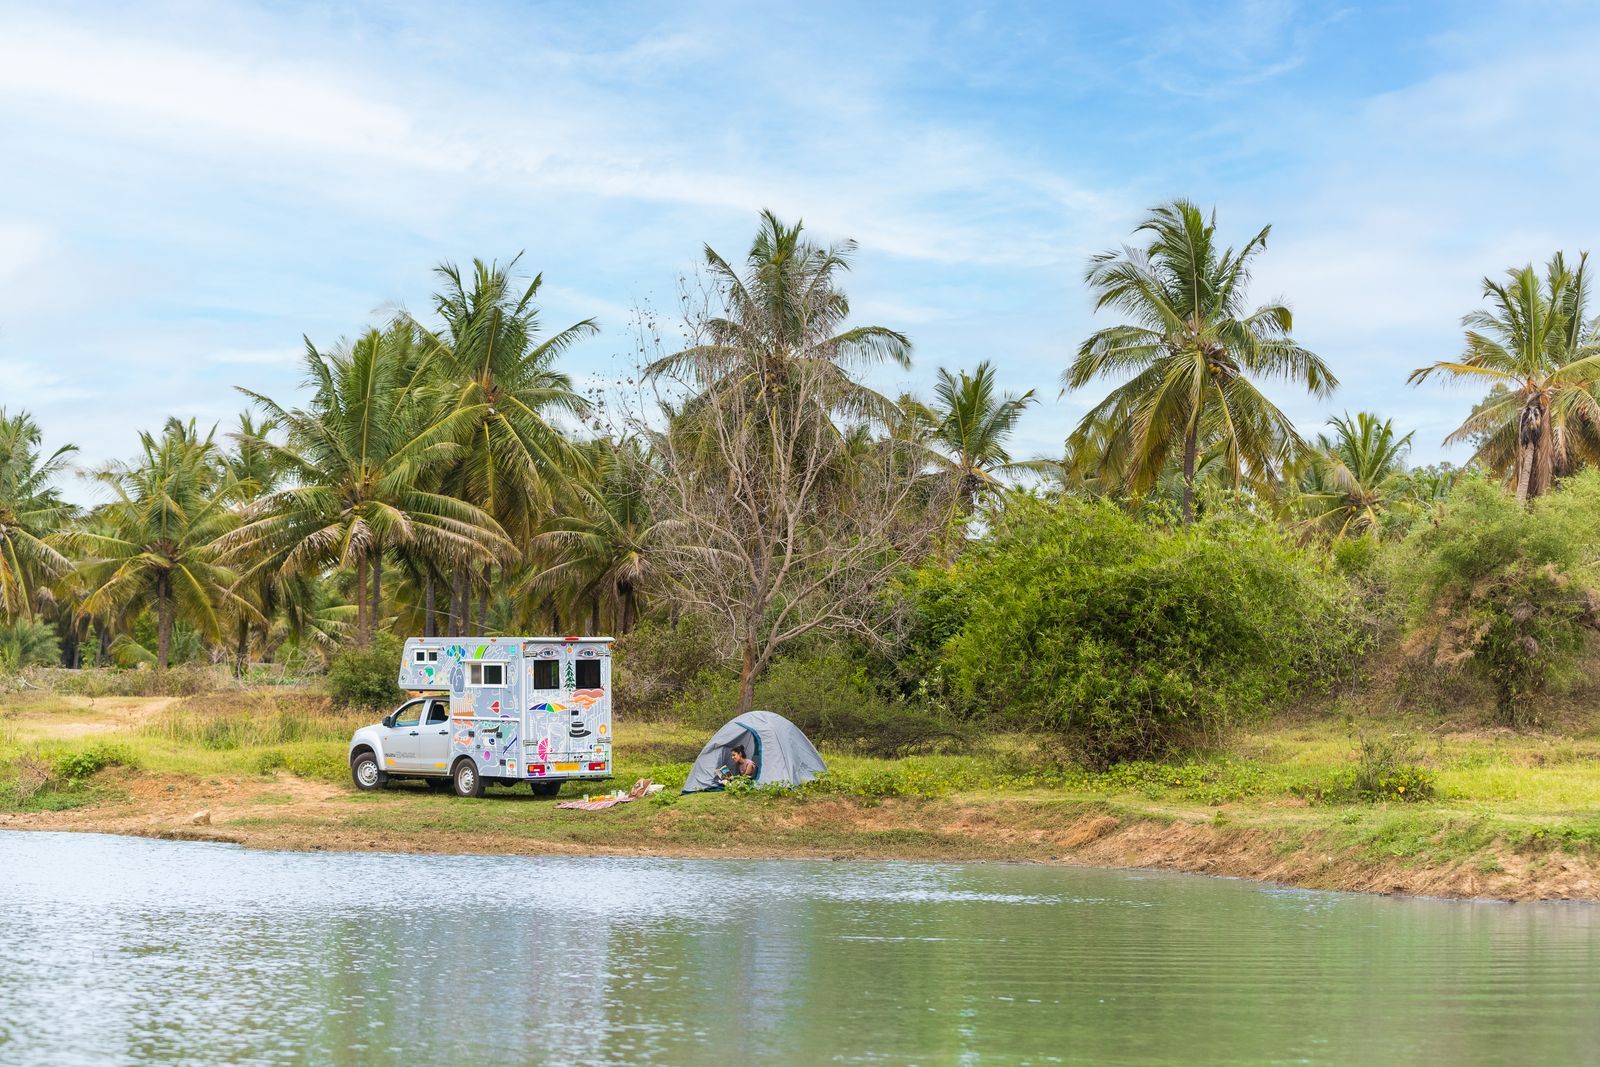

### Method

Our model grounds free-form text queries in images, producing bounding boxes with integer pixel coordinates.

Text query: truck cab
[348,636,615,798]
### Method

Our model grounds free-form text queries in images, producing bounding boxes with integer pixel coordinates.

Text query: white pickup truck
[348,636,614,798]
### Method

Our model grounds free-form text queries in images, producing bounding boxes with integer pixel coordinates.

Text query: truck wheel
[452,759,484,798]
[530,780,561,798]
[351,752,386,791]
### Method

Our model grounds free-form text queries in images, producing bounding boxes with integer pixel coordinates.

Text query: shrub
[1397,471,1600,726]
[909,494,1368,767]
[326,633,404,709]
[1300,730,1436,804]
[612,616,727,719]
[53,743,128,783]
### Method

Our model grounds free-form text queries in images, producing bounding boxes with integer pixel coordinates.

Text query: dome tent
[682,710,827,793]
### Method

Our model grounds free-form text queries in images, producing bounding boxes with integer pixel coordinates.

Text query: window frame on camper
[412,648,440,665]
[466,661,506,688]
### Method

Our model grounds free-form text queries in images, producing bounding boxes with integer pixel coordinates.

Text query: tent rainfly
[681,710,827,793]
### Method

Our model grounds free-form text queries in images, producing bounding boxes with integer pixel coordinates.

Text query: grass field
[4,681,1600,899]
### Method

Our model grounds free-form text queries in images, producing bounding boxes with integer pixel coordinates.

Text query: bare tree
[637,216,945,713]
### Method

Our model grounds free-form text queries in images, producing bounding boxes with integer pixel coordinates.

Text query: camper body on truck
[347,636,614,798]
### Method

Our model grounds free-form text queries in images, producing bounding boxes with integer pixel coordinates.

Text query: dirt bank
[5,771,1597,903]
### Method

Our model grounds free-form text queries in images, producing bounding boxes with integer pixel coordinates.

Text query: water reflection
[1,832,1597,1064]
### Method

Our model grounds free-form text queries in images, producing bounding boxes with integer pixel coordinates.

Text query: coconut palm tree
[229,323,508,646]
[0,409,75,620]
[1294,412,1415,540]
[923,361,1039,513]
[1064,199,1337,524]
[647,210,911,426]
[74,418,246,669]
[1408,252,1600,502]
[520,438,663,635]
[409,256,595,631]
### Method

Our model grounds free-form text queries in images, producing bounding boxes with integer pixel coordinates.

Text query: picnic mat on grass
[557,778,662,811]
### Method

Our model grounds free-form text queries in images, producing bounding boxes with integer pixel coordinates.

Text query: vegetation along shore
[6,201,1600,900]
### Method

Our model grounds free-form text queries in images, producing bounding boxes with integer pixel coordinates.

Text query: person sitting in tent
[719,745,757,782]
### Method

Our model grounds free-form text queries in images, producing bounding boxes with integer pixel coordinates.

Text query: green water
[1,831,1597,1065]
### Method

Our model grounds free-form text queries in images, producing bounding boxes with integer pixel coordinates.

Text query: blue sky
[3,0,1597,494]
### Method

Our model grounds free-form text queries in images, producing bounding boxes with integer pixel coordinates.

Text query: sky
[3,0,1598,498]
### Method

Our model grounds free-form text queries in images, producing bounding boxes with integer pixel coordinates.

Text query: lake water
[2,832,1598,1065]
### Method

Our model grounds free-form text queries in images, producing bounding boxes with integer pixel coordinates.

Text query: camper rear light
[587,761,606,771]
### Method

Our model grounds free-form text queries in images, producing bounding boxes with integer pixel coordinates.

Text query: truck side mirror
[382,713,395,729]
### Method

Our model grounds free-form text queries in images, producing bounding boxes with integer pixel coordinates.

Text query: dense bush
[903,494,1369,767]
[1396,471,1600,725]
[612,616,727,719]
[326,633,404,709]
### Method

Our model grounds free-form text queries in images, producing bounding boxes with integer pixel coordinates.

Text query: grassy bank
[3,682,1600,900]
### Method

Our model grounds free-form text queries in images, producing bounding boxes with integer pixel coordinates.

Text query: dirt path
[7,694,184,740]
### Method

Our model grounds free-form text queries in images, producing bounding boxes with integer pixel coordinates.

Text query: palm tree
[0,409,75,619]
[923,361,1039,513]
[520,438,663,635]
[410,256,595,632]
[1408,252,1600,502]
[648,210,911,425]
[1294,412,1415,540]
[74,418,246,669]
[1064,199,1337,523]
[229,323,508,646]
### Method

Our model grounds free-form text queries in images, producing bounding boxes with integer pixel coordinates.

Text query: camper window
[532,660,559,690]
[467,662,505,687]
[575,659,601,689]
[413,649,439,665]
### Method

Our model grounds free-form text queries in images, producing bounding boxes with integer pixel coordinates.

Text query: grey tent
[682,710,827,793]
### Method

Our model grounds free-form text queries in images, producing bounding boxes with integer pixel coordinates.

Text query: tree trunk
[478,565,490,636]
[354,553,370,647]
[97,623,110,667]
[156,574,173,670]
[452,567,467,635]
[620,593,636,636]
[589,596,600,636]
[1530,395,1554,500]
[424,574,436,638]
[370,553,383,638]
[234,617,249,678]
[1180,423,1199,525]
[548,600,561,635]
[1514,448,1532,503]
[735,641,758,715]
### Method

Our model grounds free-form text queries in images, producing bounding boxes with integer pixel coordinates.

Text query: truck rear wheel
[451,759,485,798]
[530,780,561,798]
[351,752,386,791]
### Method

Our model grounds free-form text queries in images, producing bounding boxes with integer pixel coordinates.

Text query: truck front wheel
[451,759,485,798]
[351,752,386,791]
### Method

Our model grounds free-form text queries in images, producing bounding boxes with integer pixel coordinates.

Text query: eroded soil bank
[5,770,1597,903]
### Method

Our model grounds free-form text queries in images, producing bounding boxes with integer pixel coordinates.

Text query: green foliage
[1397,471,1600,724]
[53,743,128,783]
[326,632,405,709]
[910,494,1367,766]
[0,618,60,670]
[612,615,727,718]
[1300,731,1437,804]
